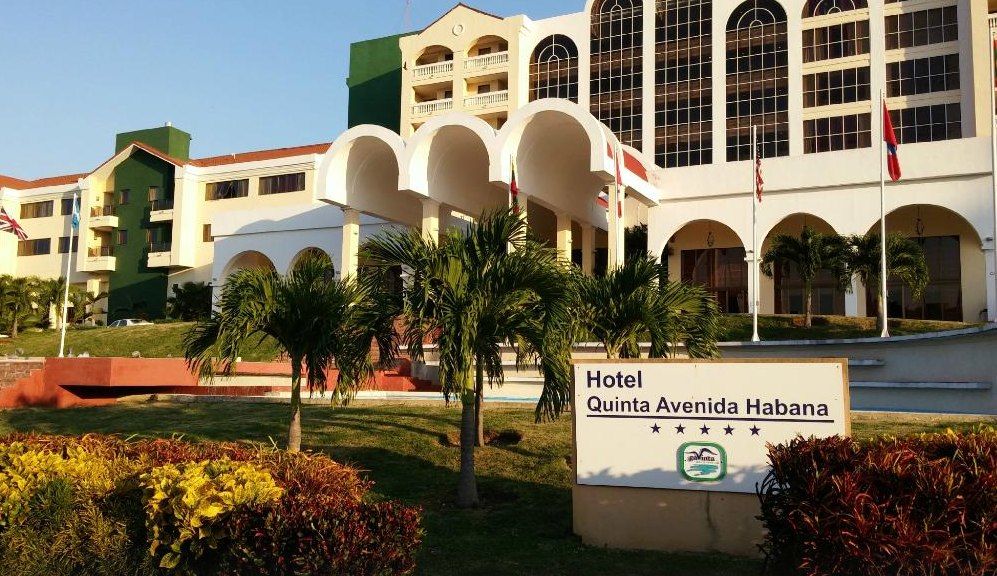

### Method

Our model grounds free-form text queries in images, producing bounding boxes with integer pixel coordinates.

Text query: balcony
[412,98,453,118]
[412,60,453,82]
[464,51,509,75]
[89,205,118,230]
[86,246,116,272]
[149,198,174,223]
[464,90,509,111]
[147,242,174,268]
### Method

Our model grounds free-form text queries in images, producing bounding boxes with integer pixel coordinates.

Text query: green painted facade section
[106,126,190,321]
[347,34,409,132]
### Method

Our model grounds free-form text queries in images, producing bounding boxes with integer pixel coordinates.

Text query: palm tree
[845,232,929,332]
[166,281,213,321]
[0,275,40,337]
[574,256,723,359]
[37,277,68,328]
[761,225,850,328]
[66,286,104,325]
[183,254,398,452]
[363,209,574,508]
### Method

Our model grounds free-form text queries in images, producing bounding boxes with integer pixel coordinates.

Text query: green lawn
[0,401,991,576]
[0,316,977,359]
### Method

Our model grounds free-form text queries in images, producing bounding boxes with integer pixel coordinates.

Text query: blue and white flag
[71,194,80,230]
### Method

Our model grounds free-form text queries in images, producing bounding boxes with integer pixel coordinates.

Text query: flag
[71,195,80,230]
[0,207,28,240]
[509,156,520,214]
[755,144,764,202]
[883,102,902,182]
[614,144,624,218]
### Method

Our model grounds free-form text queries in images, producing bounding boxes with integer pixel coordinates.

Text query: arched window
[802,0,867,17]
[725,0,789,161]
[656,0,713,168]
[530,35,579,102]
[591,0,644,150]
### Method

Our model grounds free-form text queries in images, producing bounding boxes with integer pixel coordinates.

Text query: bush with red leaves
[757,429,996,576]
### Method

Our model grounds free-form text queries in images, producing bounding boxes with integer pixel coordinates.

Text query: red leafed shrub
[0,434,422,576]
[757,429,996,576]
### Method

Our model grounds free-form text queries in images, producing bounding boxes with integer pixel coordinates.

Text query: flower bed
[0,434,422,575]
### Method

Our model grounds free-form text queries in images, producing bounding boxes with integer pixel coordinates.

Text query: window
[20,200,53,219]
[885,6,958,50]
[206,179,249,200]
[147,186,162,201]
[890,103,961,144]
[17,238,51,256]
[886,54,959,97]
[58,235,79,254]
[60,198,75,215]
[116,229,128,246]
[726,0,789,161]
[147,226,171,252]
[775,263,846,315]
[119,189,130,205]
[804,113,872,154]
[203,224,213,242]
[530,35,579,103]
[477,84,492,94]
[803,21,869,63]
[259,173,305,196]
[873,235,962,321]
[591,0,644,150]
[802,0,867,17]
[803,67,871,108]
[655,0,713,168]
[681,247,748,313]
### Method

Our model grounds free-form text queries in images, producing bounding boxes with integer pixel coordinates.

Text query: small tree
[0,275,40,337]
[37,277,68,328]
[574,256,722,359]
[183,254,397,452]
[761,226,849,328]
[67,286,105,325]
[845,232,929,332]
[167,281,213,321]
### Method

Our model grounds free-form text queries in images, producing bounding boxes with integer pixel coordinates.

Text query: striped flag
[509,156,520,214]
[755,144,764,202]
[883,102,902,182]
[0,207,27,240]
[71,194,80,230]
[614,144,624,218]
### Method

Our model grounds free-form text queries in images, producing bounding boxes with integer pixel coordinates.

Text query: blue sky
[0,0,573,179]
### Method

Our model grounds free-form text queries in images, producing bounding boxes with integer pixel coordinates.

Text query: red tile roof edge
[190,142,332,167]
[0,172,87,190]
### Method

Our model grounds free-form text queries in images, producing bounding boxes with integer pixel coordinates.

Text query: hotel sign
[573,360,850,494]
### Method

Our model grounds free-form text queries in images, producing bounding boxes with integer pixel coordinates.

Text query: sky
[0,0,575,180]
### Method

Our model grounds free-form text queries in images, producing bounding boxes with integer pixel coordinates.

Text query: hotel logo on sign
[678,442,727,482]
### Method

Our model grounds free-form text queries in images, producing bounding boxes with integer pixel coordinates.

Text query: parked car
[107,319,153,327]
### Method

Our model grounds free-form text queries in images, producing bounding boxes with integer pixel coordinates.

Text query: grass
[0,323,281,360]
[0,315,977,359]
[0,401,991,576]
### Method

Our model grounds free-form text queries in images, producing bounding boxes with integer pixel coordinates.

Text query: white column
[845,275,861,318]
[341,208,360,279]
[582,225,595,276]
[556,212,573,263]
[984,245,996,322]
[421,199,440,244]
[607,184,624,269]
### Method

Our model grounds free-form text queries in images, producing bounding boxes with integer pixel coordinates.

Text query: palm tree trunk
[288,358,303,452]
[474,358,485,447]
[804,284,813,328]
[456,376,479,508]
[11,314,18,338]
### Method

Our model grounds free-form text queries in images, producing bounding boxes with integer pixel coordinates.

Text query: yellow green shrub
[141,459,282,571]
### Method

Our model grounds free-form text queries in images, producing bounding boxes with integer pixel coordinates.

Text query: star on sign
[750,425,761,436]
[700,424,710,435]
[675,424,686,434]
[724,425,735,435]
[651,424,661,434]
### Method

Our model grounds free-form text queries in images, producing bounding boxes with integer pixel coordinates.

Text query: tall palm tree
[845,232,929,332]
[363,209,574,508]
[0,275,40,337]
[37,277,68,328]
[183,254,398,452]
[574,256,723,359]
[67,286,105,325]
[761,225,850,328]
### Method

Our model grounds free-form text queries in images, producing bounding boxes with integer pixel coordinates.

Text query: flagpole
[751,126,760,342]
[879,91,890,338]
[989,22,997,324]
[58,191,78,357]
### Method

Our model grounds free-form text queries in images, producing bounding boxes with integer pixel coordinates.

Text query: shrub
[0,434,422,575]
[758,428,996,576]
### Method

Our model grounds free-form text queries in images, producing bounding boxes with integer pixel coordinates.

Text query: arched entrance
[223,251,276,278]
[666,219,748,313]
[289,247,333,273]
[761,214,845,317]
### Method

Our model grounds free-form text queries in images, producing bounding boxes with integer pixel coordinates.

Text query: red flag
[883,102,902,182]
[614,145,624,218]
[509,157,520,214]
[0,207,28,240]
[755,146,764,202]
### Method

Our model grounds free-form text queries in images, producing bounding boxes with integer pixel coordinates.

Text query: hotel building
[3,0,997,326]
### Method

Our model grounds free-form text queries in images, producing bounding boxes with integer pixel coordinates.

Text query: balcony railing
[149,242,172,254]
[91,205,116,217]
[412,60,453,80]
[464,90,509,109]
[412,98,453,117]
[464,51,509,73]
[150,198,174,211]
[89,246,114,257]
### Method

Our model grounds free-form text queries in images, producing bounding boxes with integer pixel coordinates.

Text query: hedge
[0,434,422,575]
[758,428,996,576]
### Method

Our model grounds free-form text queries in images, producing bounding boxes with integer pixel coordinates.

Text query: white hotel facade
[2,0,997,326]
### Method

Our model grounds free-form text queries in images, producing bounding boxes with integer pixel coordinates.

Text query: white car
[108,319,153,327]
